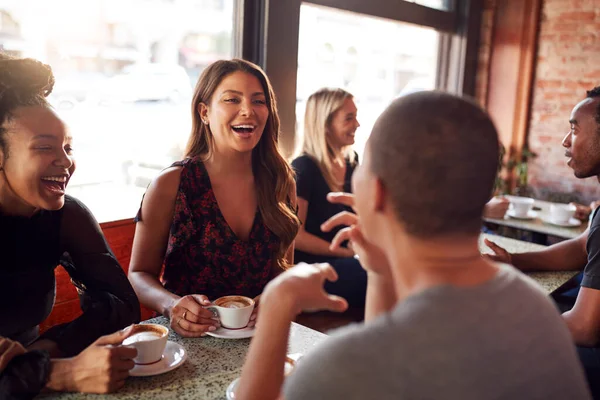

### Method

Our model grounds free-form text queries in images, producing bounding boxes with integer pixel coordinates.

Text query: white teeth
[232,125,255,129]
[42,176,67,182]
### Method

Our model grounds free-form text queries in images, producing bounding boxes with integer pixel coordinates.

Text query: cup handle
[203,305,219,318]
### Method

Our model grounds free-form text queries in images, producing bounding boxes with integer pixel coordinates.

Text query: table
[39,318,327,400]
[41,235,577,399]
[480,233,579,294]
[484,199,587,241]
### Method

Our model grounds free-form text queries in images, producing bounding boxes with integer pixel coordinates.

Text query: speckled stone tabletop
[480,233,579,293]
[484,199,588,239]
[39,319,327,400]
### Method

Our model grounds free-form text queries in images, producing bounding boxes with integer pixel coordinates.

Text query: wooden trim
[99,218,134,229]
[485,0,542,188]
[307,0,457,33]
[264,0,302,157]
[241,0,267,65]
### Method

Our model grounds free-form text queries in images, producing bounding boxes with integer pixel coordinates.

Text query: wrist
[46,358,76,392]
[261,284,300,320]
[163,295,181,319]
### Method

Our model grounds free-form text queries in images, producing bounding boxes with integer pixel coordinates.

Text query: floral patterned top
[138,157,279,300]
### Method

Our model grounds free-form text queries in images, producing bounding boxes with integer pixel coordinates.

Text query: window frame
[257,0,483,155]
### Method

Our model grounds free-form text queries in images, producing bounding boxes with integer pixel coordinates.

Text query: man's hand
[263,263,349,317]
[483,238,513,264]
[322,192,390,276]
[484,196,510,219]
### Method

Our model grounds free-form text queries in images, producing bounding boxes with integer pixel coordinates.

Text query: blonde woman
[292,88,366,307]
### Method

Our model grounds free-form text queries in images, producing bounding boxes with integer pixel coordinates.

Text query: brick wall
[525,0,600,203]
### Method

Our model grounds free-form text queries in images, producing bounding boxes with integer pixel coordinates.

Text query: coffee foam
[123,331,162,345]
[215,296,253,308]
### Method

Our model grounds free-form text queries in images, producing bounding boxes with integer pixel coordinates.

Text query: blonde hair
[185,59,300,270]
[301,88,356,191]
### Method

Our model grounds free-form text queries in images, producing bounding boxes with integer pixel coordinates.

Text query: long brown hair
[301,88,356,191]
[185,59,299,269]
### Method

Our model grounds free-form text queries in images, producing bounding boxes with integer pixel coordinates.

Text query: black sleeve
[582,210,600,289]
[40,197,141,356]
[292,155,318,202]
[0,350,50,400]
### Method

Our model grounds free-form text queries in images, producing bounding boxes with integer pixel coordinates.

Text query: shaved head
[369,91,499,237]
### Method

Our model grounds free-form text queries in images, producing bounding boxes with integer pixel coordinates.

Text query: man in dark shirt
[486,86,600,395]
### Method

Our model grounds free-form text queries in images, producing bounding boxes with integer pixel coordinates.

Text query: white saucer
[506,210,537,220]
[541,216,582,227]
[206,325,255,339]
[129,341,187,377]
[225,355,299,399]
[226,377,240,400]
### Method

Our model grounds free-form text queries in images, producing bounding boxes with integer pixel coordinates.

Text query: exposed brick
[555,11,597,21]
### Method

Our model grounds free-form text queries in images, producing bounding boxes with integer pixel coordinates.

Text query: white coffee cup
[508,197,535,217]
[550,203,576,224]
[122,323,169,364]
[206,295,255,329]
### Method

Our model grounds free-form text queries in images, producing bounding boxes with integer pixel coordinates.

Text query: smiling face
[198,71,269,155]
[328,97,359,150]
[0,106,75,215]
[562,97,600,179]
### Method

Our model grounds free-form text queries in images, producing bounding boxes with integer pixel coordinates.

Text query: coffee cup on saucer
[508,197,535,218]
[122,324,169,364]
[549,203,577,224]
[205,295,255,329]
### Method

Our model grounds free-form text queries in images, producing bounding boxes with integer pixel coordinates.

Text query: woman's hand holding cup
[168,294,220,337]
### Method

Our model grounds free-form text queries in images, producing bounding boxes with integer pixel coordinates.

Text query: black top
[292,154,357,264]
[583,207,600,290]
[0,195,140,355]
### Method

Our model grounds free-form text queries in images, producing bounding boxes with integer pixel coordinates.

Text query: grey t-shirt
[284,265,590,400]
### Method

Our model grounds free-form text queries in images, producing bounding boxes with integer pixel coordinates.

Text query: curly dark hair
[586,86,600,127]
[0,53,55,158]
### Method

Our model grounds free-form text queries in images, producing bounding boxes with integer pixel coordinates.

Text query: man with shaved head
[235,92,590,400]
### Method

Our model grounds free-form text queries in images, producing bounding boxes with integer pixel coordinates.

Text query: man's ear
[374,178,386,213]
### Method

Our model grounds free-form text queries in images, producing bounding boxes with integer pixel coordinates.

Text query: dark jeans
[322,256,367,308]
[578,346,600,399]
[553,273,600,398]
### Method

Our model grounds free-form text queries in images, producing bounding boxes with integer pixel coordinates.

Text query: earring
[203,119,209,125]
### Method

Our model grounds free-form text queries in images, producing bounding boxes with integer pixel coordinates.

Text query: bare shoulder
[138,166,183,221]
[144,166,183,202]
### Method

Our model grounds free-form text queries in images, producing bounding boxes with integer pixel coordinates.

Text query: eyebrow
[569,119,578,125]
[32,134,73,141]
[221,89,265,96]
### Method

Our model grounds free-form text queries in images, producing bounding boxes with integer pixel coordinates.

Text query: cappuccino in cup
[207,295,255,329]
[122,324,169,364]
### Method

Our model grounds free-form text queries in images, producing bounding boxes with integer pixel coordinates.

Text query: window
[296,4,439,158]
[0,0,240,222]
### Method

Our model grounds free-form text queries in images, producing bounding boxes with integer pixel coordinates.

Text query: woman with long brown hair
[292,88,366,307]
[128,59,300,337]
